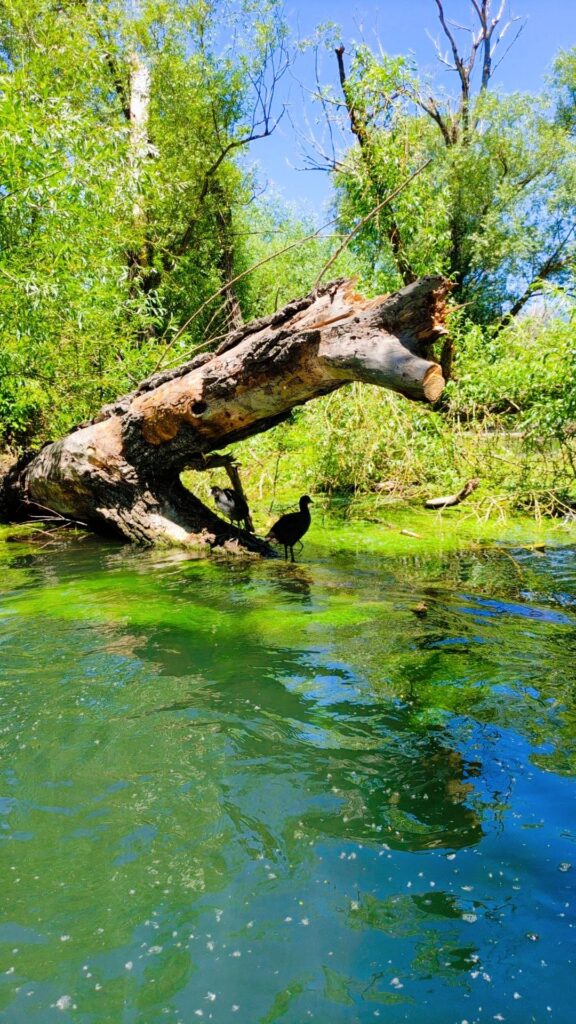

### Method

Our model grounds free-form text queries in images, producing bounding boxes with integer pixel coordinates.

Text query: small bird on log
[266,495,313,562]
[210,486,250,529]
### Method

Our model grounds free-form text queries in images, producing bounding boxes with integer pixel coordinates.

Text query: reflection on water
[0,532,575,1023]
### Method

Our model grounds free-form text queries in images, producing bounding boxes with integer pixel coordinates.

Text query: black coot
[267,495,313,561]
[210,486,250,529]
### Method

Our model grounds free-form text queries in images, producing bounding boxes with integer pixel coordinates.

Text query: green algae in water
[1,523,576,1023]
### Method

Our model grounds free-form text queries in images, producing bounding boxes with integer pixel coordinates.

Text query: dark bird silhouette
[266,495,313,562]
[210,486,250,529]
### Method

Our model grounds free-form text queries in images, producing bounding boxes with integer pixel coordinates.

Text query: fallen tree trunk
[1,276,450,549]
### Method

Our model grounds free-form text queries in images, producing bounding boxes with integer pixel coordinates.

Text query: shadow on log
[1,276,450,551]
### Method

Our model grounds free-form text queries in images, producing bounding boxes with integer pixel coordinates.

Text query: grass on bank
[193,383,576,521]
[183,390,576,557]
[191,305,576,529]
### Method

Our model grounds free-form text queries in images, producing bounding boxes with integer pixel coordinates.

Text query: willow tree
[306,1,576,326]
[0,0,288,445]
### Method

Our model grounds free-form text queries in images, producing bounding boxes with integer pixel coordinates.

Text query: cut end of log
[422,364,446,403]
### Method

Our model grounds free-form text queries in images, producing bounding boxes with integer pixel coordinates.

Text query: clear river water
[1,522,575,1023]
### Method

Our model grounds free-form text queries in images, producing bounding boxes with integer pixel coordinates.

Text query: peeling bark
[1,276,450,550]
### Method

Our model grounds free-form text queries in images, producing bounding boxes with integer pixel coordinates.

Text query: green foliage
[0,0,288,444]
[554,47,576,135]
[323,38,576,322]
[234,302,576,522]
[0,2,575,524]
[232,22,573,520]
[240,201,362,316]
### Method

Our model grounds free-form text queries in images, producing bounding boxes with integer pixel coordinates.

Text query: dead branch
[425,478,480,508]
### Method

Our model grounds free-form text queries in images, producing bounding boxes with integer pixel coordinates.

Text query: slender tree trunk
[335,46,417,287]
[125,52,162,328]
[129,53,151,233]
[1,276,450,551]
[127,52,151,278]
[215,191,244,330]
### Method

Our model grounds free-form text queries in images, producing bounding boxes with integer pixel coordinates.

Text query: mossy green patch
[302,505,575,558]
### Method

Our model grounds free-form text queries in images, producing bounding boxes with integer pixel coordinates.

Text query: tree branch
[413,93,454,146]
[434,0,471,111]
[335,46,417,284]
[170,117,285,261]
[103,49,131,121]
[335,45,370,149]
[169,37,289,264]
[314,159,433,287]
[433,1,525,125]
[496,229,576,329]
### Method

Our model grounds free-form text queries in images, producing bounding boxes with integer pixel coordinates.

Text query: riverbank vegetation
[1,0,575,523]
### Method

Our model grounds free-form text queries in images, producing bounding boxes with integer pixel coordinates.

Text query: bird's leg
[290,546,295,563]
[284,545,288,561]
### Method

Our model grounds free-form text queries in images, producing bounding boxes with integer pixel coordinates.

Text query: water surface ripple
[1,535,575,1023]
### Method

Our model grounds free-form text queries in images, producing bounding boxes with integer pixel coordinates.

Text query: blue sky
[248,0,576,216]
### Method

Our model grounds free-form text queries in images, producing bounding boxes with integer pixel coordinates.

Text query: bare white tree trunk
[129,51,151,231]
